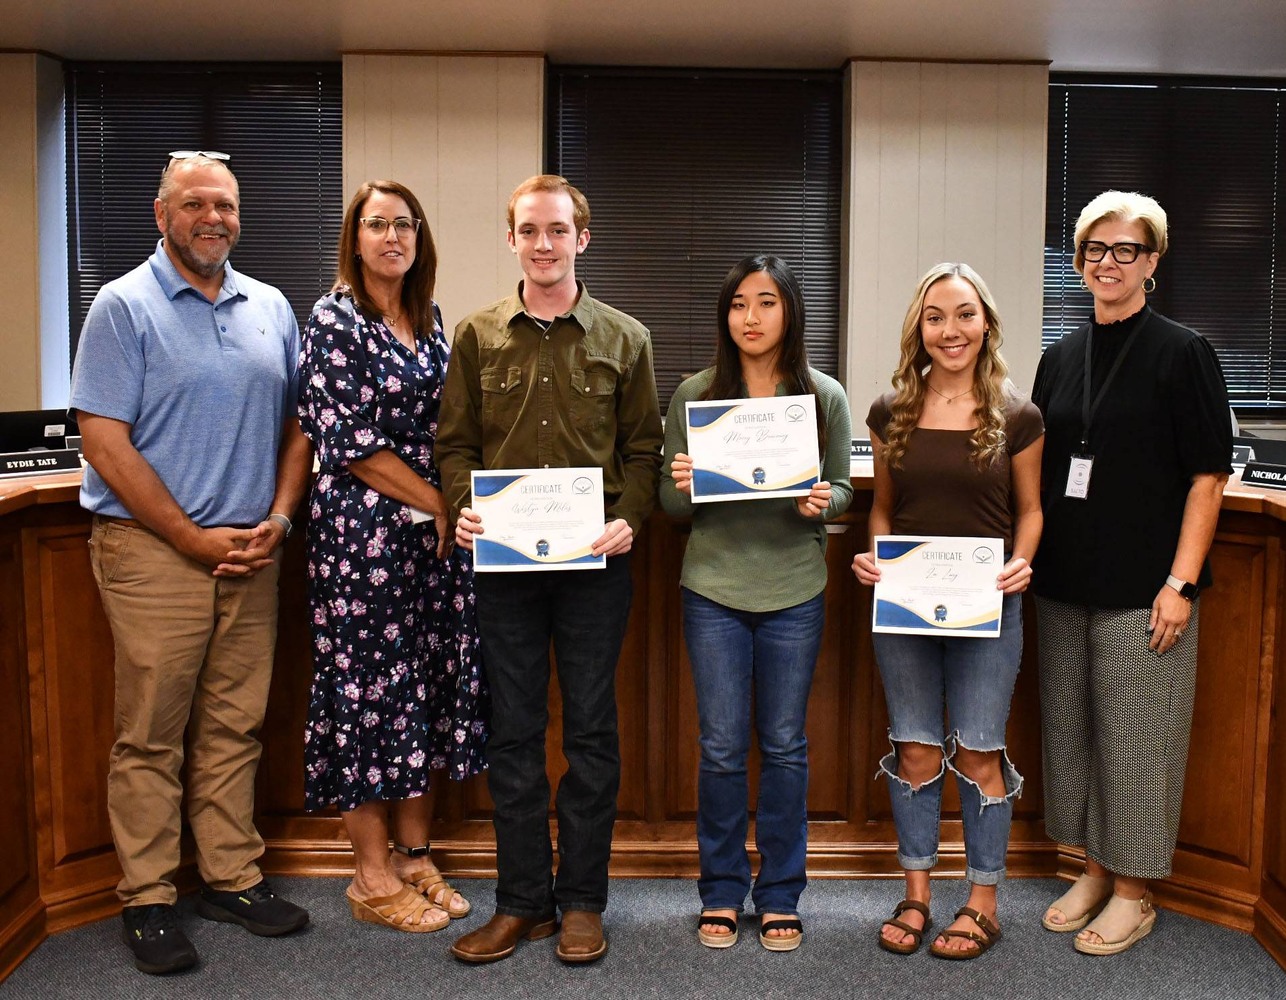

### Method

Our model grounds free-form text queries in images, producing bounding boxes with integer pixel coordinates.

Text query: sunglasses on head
[168,150,231,161]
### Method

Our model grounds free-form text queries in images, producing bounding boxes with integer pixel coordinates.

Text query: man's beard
[167,219,238,279]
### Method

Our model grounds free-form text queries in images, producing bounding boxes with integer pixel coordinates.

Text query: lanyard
[1080,306,1150,452]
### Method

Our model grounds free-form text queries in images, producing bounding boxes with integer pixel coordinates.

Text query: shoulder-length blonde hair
[881,262,1011,470]
[335,180,438,335]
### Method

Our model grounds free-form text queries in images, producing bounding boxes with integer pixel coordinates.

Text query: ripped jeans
[872,592,1024,885]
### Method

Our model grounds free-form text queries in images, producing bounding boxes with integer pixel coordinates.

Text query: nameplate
[1241,461,1286,490]
[1232,444,1253,469]
[0,448,81,478]
[851,438,874,460]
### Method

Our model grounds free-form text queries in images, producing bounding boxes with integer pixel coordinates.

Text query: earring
[1079,276,1088,291]
[983,329,990,342]
[1143,276,1157,293]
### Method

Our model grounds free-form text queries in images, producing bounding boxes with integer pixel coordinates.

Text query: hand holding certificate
[470,467,606,572]
[685,394,819,503]
[871,535,1005,637]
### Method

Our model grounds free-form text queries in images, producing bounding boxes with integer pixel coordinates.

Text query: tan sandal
[346,884,449,933]
[1042,872,1112,932]
[1073,892,1156,955]
[929,906,1001,960]
[404,865,471,919]
[878,899,932,955]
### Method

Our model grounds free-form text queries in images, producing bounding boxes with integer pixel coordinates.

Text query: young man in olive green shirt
[437,175,662,966]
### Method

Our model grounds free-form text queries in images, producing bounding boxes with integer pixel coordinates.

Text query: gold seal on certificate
[685,394,819,503]
[872,535,1004,637]
[470,467,606,572]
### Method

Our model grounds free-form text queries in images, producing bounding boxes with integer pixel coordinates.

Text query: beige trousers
[89,517,280,906]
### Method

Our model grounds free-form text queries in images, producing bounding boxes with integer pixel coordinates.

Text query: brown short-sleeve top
[867,391,1044,552]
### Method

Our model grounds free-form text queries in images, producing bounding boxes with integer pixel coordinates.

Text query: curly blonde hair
[881,262,1012,470]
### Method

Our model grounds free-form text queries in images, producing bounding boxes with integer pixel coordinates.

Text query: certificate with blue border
[686,394,819,504]
[470,468,606,572]
[872,535,1004,637]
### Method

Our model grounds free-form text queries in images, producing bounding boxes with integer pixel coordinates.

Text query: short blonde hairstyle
[1073,190,1168,273]
[506,174,591,234]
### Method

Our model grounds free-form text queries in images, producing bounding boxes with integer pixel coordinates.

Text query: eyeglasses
[168,150,231,162]
[1079,240,1154,264]
[359,217,421,238]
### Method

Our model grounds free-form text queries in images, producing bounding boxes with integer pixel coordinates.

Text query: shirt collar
[148,238,244,303]
[504,280,593,331]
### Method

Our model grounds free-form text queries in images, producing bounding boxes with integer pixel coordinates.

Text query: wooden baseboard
[0,899,44,984]
[1255,897,1286,972]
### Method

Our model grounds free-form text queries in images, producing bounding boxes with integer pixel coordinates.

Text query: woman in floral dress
[299,180,486,933]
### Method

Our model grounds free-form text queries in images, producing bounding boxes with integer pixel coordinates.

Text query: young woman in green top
[660,254,853,952]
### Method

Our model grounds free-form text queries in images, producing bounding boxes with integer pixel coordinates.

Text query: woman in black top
[1031,190,1231,955]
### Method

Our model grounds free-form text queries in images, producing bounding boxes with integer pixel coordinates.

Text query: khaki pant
[89,517,280,906]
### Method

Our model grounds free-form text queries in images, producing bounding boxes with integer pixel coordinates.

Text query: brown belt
[96,514,147,530]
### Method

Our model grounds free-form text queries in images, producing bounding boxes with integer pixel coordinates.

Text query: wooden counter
[1,472,1284,977]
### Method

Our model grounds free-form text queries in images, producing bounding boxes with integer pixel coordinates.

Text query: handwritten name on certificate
[471,468,606,573]
[872,536,1004,638]
[686,394,819,504]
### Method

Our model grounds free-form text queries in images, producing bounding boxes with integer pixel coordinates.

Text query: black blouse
[1031,307,1232,608]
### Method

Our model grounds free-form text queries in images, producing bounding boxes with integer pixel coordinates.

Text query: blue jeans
[474,555,633,917]
[872,591,1024,885]
[682,587,825,915]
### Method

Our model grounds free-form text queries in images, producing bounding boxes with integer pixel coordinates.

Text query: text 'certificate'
[686,394,819,504]
[471,467,605,573]
[872,535,1004,638]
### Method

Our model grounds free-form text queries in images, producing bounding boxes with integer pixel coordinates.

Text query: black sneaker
[196,880,310,936]
[121,903,198,975]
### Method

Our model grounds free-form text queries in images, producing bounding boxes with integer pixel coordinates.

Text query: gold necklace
[927,382,972,404]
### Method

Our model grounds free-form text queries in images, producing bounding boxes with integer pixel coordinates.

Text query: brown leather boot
[449,912,557,964]
[556,910,608,963]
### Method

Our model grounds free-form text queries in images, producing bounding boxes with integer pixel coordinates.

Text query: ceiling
[4,0,1286,76]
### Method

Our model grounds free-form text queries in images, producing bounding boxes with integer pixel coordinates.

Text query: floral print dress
[298,289,486,812]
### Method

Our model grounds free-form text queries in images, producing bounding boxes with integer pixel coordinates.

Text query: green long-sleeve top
[659,367,854,612]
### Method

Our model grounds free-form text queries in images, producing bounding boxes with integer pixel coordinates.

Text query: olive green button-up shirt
[436,282,663,535]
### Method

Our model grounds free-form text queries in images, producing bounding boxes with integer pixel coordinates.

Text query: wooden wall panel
[21,516,122,927]
[0,522,43,979]
[4,488,1285,974]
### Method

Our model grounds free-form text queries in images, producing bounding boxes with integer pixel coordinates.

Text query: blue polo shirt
[70,240,301,527]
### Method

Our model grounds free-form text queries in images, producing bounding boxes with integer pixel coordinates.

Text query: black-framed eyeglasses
[1079,240,1154,264]
[359,217,421,238]
[168,149,231,162]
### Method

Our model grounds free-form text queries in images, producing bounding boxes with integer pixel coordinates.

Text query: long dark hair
[705,254,826,450]
[335,180,438,336]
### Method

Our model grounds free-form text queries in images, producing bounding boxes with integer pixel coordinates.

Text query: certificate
[872,535,1004,637]
[686,394,819,503]
[470,468,606,572]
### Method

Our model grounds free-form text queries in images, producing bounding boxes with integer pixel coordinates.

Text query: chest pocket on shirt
[570,367,618,434]
[481,366,525,433]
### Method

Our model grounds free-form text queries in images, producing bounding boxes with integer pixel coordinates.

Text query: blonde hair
[506,174,591,234]
[881,262,1012,470]
[1073,190,1168,272]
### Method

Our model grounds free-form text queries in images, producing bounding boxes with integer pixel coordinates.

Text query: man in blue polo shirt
[69,151,313,975]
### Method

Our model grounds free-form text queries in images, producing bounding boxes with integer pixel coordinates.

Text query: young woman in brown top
[852,262,1043,960]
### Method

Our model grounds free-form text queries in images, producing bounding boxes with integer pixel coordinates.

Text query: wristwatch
[267,513,293,538]
[1165,574,1199,601]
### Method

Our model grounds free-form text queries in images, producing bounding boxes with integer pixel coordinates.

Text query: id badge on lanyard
[1065,454,1093,499]
[1070,309,1149,501]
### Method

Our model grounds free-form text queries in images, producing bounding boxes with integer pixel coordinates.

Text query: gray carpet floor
[3,877,1283,999]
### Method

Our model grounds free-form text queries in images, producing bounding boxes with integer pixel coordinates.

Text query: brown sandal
[878,899,933,955]
[346,884,450,933]
[929,906,1001,960]
[404,865,471,919]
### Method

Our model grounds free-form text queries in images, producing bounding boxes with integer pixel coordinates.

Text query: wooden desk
[1,473,1283,977]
